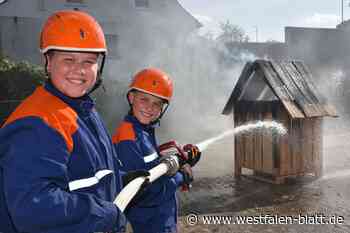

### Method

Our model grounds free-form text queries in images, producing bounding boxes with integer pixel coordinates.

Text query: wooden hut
[222,60,337,184]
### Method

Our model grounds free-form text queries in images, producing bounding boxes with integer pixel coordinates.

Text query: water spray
[113,120,287,212]
[197,120,287,152]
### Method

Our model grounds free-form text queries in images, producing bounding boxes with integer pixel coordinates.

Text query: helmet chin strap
[151,103,169,125]
[87,53,106,95]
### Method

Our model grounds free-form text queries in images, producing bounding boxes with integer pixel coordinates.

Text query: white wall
[0,0,200,81]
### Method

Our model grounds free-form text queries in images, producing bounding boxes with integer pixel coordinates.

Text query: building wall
[0,0,200,78]
[285,27,341,66]
[217,23,350,71]
[0,0,133,19]
[234,42,287,60]
[0,0,201,130]
[0,17,42,62]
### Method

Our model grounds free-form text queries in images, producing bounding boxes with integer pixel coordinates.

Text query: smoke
[106,30,257,140]
[146,34,245,178]
[95,13,350,179]
[319,67,350,177]
[196,121,287,152]
[92,10,263,177]
[286,26,350,177]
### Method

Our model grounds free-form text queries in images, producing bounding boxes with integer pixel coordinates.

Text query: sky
[178,0,347,42]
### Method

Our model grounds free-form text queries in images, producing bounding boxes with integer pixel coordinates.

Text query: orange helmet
[129,68,173,103]
[40,10,107,54]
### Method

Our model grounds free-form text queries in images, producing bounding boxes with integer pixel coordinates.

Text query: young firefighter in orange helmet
[112,68,201,233]
[0,10,148,233]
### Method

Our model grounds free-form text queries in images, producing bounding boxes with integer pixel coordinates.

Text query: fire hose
[112,121,287,212]
[113,141,198,212]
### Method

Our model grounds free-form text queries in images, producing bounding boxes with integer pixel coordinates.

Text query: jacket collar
[44,81,95,115]
[124,114,158,132]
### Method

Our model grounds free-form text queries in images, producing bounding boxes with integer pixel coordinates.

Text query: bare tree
[217,20,249,43]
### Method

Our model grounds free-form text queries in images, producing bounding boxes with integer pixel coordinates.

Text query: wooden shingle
[222,59,337,119]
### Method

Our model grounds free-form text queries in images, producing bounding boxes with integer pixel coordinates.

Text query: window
[135,0,149,8]
[38,0,45,11]
[66,0,84,3]
[105,34,119,58]
[64,0,87,8]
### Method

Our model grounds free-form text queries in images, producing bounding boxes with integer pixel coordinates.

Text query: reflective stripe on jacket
[0,82,125,233]
[112,115,184,233]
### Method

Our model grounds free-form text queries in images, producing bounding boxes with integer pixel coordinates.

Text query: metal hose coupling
[159,155,180,176]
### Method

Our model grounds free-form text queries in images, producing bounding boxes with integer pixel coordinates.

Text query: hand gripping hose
[113,154,179,212]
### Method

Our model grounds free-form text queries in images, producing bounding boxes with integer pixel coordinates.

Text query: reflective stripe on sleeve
[143,152,158,163]
[69,169,113,191]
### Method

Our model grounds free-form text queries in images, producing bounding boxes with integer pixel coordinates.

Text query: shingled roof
[222,60,337,118]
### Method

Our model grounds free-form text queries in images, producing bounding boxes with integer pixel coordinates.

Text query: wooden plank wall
[254,107,263,172]
[234,101,323,178]
[302,118,314,172]
[313,118,323,176]
[234,109,242,176]
[262,110,274,174]
[295,119,303,174]
[279,117,322,177]
[245,110,253,169]
[234,101,280,174]
[277,106,291,176]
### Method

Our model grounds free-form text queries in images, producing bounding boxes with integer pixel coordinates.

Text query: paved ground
[177,118,350,233]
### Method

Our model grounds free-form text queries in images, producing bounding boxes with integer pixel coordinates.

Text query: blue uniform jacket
[0,82,125,233]
[112,115,184,233]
